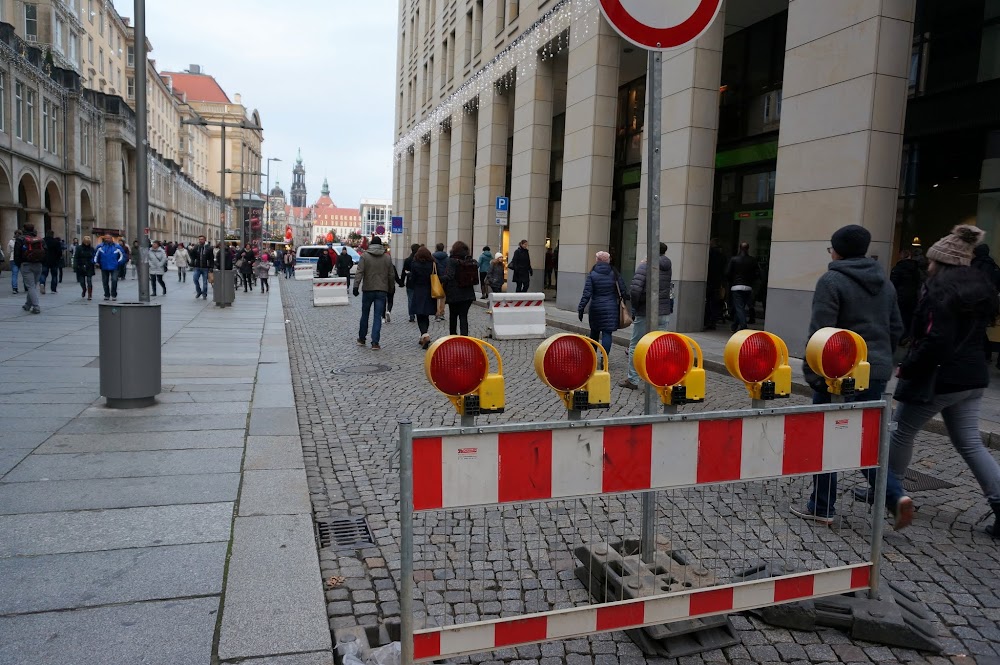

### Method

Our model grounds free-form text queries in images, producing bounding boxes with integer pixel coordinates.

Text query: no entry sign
[598,0,723,51]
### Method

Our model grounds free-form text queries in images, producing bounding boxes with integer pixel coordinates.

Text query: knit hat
[370,236,382,245]
[494,252,503,260]
[830,225,871,259]
[926,225,985,267]
[595,251,611,263]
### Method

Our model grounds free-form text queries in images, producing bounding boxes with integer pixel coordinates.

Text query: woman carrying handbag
[577,251,628,355]
[892,225,1000,538]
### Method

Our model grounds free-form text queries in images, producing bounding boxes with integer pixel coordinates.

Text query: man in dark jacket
[890,248,922,340]
[792,224,910,528]
[432,243,449,320]
[40,230,62,294]
[510,239,532,292]
[726,242,760,332]
[399,244,420,322]
[336,247,354,289]
[189,235,214,299]
[620,243,672,390]
[316,244,334,278]
[14,223,44,313]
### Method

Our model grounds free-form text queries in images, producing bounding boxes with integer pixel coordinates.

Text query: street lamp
[265,157,281,239]
[181,116,263,308]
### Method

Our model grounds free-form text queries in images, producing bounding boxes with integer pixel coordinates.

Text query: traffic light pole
[639,50,663,565]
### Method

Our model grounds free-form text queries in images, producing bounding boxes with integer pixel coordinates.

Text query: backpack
[456,257,479,288]
[22,236,45,263]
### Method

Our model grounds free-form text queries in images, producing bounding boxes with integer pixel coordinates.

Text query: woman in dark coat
[443,240,477,336]
[74,235,96,301]
[578,251,627,355]
[409,247,438,349]
[237,246,255,292]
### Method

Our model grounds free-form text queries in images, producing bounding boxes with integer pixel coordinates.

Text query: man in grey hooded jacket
[353,237,396,349]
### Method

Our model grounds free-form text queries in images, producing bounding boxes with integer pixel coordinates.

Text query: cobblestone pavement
[281,279,1000,665]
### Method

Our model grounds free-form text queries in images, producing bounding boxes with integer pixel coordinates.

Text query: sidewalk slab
[2,448,243,481]
[35,430,247,453]
[238,468,312,516]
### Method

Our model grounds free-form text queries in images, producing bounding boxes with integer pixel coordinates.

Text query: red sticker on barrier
[861,410,881,467]
[413,632,441,660]
[851,566,871,589]
[774,575,815,602]
[696,420,742,483]
[689,587,734,616]
[596,602,645,631]
[498,431,553,503]
[412,437,443,511]
[602,425,652,493]
[494,616,547,647]
[782,412,825,475]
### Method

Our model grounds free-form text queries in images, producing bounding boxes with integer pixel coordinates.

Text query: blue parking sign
[496,197,510,212]
[391,216,404,234]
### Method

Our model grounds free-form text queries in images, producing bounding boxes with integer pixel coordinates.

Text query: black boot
[988,503,1000,539]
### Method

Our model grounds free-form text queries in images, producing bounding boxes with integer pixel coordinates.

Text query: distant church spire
[321,177,330,196]
[290,149,307,208]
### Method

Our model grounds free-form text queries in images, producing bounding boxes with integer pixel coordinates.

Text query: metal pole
[219,123,227,305]
[460,415,476,428]
[567,409,582,421]
[240,140,246,248]
[868,394,892,600]
[265,160,271,240]
[399,420,415,665]
[639,49,663,564]
[134,0,150,303]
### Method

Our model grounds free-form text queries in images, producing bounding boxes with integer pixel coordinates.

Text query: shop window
[741,171,776,205]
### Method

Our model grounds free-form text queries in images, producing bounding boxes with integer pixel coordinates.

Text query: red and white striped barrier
[312,277,349,306]
[412,407,881,511]
[295,263,315,281]
[413,564,871,661]
[488,292,547,340]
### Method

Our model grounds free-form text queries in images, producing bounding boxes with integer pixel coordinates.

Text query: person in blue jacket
[93,235,125,301]
[578,251,628,355]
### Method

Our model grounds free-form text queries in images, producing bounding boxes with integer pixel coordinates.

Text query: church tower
[290,148,307,208]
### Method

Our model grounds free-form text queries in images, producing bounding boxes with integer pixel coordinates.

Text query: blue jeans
[807,381,905,517]
[890,389,1000,505]
[731,289,752,331]
[192,268,209,297]
[359,291,387,344]
[10,261,19,291]
[626,314,671,384]
[406,286,415,319]
[590,329,613,357]
[40,265,58,291]
[100,269,119,299]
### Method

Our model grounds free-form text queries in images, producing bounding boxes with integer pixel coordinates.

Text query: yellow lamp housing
[805,328,871,398]
[533,334,611,412]
[724,330,793,401]
[425,336,506,417]
[634,332,707,406]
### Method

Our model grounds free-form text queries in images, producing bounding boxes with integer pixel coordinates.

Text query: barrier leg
[400,421,415,665]
[868,394,892,600]
[639,404,676,564]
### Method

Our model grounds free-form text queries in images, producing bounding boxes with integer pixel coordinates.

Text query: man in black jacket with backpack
[14,223,44,314]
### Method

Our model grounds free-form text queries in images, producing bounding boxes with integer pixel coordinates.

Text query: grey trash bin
[213,269,235,307]
[98,302,161,409]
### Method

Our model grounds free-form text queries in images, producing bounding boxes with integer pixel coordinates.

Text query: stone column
[399,148,414,251]
[448,110,477,247]
[474,89,510,257]
[0,206,18,252]
[768,0,916,352]
[105,140,124,232]
[412,139,430,247]
[510,60,553,292]
[428,129,451,249]
[636,5,725,331]
[557,8,619,311]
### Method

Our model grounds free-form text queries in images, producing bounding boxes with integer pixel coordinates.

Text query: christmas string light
[393,0,596,161]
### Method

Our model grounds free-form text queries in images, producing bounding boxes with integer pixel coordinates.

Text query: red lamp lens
[645,334,692,387]
[738,333,778,383]
[822,331,858,378]
[543,336,596,392]
[429,338,488,395]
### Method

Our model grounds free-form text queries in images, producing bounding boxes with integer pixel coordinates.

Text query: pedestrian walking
[890,225,1000,539]
[488,252,506,295]
[791,224,909,528]
[353,236,395,350]
[189,236,213,299]
[254,255,271,293]
[94,235,125,302]
[442,241,478,336]
[8,229,22,294]
[890,248,922,343]
[400,244,420,322]
[433,243,449,320]
[477,246,492,299]
[237,246,254,292]
[408,246,438,349]
[544,247,555,288]
[316,244,334,278]
[283,250,295,278]
[174,243,190,283]
[39,230,61,294]
[578,251,627,355]
[148,241,168,296]
[74,235,96,301]
[726,241,760,332]
[14,223,45,313]
[336,246,354,290]
[117,239,130,281]
[131,240,140,279]
[510,239,532,293]
[620,243,672,390]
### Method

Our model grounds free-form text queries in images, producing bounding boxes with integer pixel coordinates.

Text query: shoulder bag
[615,275,632,329]
[430,262,445,300]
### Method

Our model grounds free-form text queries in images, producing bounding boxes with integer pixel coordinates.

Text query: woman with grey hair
[578,251,628,354]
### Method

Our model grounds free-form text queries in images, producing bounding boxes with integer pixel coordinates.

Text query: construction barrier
[312,277,349,306]
[488,292,547,340]
[294,264,315,281]
[399,399,892,663]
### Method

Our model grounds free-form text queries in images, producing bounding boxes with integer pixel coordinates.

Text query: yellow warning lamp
[724,331,792,401]
[806,328,871,399]
[425,336,505,417]
[534,334,611,412]
[634,332,706,406]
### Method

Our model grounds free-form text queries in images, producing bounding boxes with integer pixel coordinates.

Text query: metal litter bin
[98,302,161,409]
[213,269,235,307]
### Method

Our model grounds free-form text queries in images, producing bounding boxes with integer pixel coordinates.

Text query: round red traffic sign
[598,0,723,51]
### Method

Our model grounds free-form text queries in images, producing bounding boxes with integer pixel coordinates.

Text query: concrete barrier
[295,264,315,281]
[313,277,349,306]
[489,292,547,340]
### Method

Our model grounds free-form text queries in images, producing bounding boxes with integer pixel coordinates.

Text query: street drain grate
[903,469,957,492]
[332,364,393,376]
[316,517,375,550]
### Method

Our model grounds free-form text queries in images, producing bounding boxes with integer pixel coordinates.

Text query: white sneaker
[384,311,391,323]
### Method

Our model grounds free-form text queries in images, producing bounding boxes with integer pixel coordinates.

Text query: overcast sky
[112,0,397,210]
